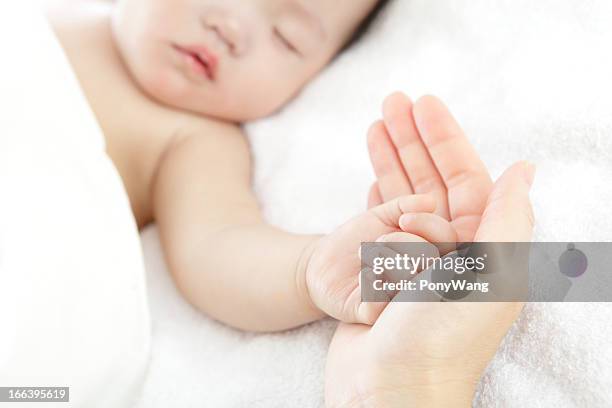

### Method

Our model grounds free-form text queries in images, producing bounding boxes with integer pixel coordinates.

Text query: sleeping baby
[47,0,461,331]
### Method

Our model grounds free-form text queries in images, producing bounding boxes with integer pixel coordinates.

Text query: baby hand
[304,195,457,324]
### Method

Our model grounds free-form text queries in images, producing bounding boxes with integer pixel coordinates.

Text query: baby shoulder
[165,117,251,168]
[180,116,247,149]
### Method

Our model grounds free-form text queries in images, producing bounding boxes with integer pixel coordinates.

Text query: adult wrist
[367,367,476,408]
[366,384,474,408]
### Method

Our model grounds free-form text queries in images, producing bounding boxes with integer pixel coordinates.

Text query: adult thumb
[474,161,536,243]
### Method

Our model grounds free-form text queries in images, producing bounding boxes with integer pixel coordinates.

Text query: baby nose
[205,13,249,57]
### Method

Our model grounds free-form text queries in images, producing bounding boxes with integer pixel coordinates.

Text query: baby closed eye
[273,26,301,55]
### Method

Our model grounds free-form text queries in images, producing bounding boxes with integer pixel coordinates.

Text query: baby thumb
[474,161,536,243]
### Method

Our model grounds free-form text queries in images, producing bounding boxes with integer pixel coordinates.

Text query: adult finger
[413,96,493,241]
[367,182,383,209]
[475,161,536,242]
[367,120,414,201]
[382,92,449,219]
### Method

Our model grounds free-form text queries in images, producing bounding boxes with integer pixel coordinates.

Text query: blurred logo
[558,243,588,278]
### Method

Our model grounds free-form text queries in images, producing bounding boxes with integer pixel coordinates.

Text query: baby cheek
[241,77,299,118]
[240,88,289,120]
[152,70,176,96]
[140,64,187,105]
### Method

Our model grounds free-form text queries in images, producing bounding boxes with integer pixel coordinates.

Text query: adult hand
[325,94,536,407]
[326,161,535,407]
[367,93,494,242]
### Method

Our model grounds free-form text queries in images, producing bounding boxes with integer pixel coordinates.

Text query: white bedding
[137,0,612,407]
[0,3,150,407]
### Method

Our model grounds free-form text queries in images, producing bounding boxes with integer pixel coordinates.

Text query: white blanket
[136,0,612,406]
[0,3,150,407]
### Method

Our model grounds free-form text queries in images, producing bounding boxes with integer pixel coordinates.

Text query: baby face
[112,0,379,121]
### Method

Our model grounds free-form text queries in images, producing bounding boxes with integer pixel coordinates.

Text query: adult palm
[366,93,494,242]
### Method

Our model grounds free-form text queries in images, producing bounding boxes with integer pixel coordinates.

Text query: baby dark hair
[343,0,391,51]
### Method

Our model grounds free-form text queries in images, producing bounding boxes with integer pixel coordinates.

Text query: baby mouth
[172,44,218,81]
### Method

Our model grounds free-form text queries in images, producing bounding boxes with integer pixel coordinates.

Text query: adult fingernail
[523,162,536,187]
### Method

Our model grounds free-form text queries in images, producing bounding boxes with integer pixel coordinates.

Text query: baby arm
[152,122,439,331]
[152,125,324,332]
